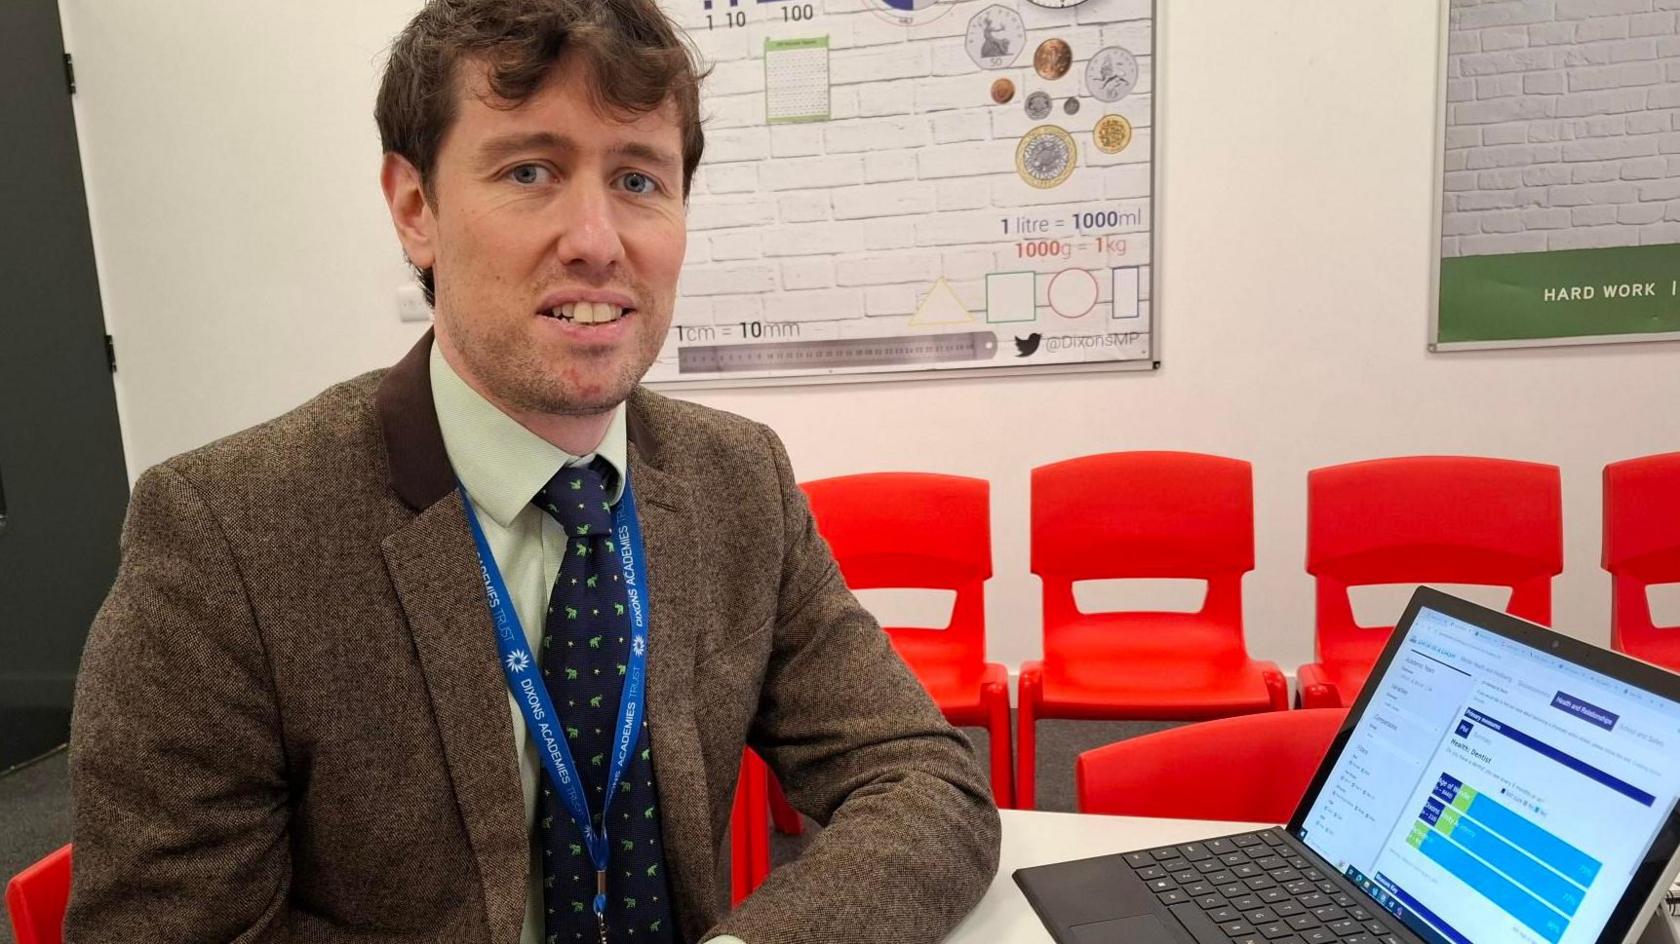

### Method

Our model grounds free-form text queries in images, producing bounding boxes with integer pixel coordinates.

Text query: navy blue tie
[532,459,675,944]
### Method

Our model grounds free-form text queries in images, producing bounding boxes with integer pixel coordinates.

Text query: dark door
[1,0,130,771]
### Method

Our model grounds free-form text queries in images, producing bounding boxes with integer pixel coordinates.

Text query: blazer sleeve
[65,464,292,944]
[705,426,1002,944]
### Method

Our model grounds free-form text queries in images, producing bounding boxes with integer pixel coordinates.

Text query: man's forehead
[453,54,681,137]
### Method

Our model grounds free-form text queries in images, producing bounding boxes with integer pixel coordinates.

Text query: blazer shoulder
[151,368,392,516]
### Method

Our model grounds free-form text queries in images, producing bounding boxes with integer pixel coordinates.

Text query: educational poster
[1434,0,1680,350]
[647,0,1156,386]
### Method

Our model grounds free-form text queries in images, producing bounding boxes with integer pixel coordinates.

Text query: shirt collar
[429,343,628,528]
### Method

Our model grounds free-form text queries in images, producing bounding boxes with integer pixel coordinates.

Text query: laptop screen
[1295,604,1680,944]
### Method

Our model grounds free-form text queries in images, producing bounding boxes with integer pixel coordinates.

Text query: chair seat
[1034,613,1279,717]
[1297,659,1373,709]
[1037,657,1282,718]
[1624,633,1680,674]
[897,654,1007,718]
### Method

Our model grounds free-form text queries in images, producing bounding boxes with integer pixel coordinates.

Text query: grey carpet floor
[0,717,1178,944]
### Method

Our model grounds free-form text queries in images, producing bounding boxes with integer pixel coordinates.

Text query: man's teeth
[553,302,625,324]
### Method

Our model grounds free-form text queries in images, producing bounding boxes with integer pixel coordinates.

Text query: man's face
[403,56,686,417]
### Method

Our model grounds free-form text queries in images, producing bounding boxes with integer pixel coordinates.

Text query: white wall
[59,0,1680,675]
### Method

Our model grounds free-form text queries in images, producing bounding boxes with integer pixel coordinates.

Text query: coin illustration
[1085,46,1139,103]
[1015,124,1077,190]
[966,5,1026,70]
[1024,90,1052,120]
[1034,38,1072,81]
[1063,96,1080,115]
[1093,114,1133,154]
[991,77,1016,104]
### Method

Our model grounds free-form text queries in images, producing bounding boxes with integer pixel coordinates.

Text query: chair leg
[731,751,772,906]
[767,772,804,836]
[1017,662,1043,810]
[983,682,1014,808]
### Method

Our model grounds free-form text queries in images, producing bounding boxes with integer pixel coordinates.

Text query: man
[64,0,1000,941]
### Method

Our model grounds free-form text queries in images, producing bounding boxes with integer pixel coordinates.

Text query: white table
[944,810,1267,943]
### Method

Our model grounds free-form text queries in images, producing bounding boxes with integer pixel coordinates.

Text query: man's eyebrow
[610,141,682,174]
[474,131,571,170]
[472,133,680,176]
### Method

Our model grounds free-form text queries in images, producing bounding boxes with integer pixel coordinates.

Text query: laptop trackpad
[1069,914,1179,943]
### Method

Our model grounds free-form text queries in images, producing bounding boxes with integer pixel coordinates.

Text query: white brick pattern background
[646,0,1156,381]
[1442,0,1680,257]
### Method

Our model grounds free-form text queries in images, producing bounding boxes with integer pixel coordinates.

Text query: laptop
[1016,586,1680,944]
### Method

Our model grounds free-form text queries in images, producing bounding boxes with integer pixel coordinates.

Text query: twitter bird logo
[1014,333,1042,357]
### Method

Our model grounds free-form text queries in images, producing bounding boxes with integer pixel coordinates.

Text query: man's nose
[553,179,625,276]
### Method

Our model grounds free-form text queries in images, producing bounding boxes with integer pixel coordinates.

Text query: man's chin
[520,378,639,417]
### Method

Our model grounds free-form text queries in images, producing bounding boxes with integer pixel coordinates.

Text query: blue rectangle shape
[1463,707,1655,807]
[1449,815,1585,915]
[1422,797,1444,826]
[1456,719,1475,738]
[1376,872,1472,944]
[1419,829,1569,943]
[1551,691,1619,731]
[1433,772,1463,805]
[1462,790,1603,887]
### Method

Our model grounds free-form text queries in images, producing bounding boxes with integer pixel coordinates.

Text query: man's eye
[508,164,550,185]
[620,172,658,195]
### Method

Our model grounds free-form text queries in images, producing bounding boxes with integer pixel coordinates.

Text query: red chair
[1077,709,1348,823]
[1298,456,1562,708]
[729,751,772,905]
[1604,452,1680,671]
[7,843,71,944]
[802,472,1014,807]
[1017,452,1287,810]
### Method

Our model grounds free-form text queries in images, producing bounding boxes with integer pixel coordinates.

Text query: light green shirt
[430,346,628,944]
[430,348,746,944]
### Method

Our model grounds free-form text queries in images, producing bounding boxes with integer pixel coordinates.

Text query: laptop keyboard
[1120,829,1405,944]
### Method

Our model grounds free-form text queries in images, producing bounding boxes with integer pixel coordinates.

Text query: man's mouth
[541,301,629,325]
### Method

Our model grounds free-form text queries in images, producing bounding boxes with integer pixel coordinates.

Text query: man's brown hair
[375,0,707,303]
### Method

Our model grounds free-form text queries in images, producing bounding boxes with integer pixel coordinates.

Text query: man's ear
[381,152,436,271]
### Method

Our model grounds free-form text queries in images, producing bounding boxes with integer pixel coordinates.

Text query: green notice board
[1436,243,1680,349]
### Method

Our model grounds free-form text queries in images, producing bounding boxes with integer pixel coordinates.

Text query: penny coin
[991,77,1016,104]
[1034,38,1072,80]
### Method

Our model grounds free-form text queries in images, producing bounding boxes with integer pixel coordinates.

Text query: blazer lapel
[376,331,527,942]
[383,498,529,943]
[625,406,717,941]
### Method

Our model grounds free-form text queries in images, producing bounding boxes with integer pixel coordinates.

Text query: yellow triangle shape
[909,278,975,328]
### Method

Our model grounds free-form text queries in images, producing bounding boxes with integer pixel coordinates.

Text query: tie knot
[533,457,615,538]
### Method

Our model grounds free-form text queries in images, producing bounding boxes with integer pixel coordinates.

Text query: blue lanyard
[458,475,652,926]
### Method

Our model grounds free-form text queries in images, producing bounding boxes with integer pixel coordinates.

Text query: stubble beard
[442,305,664,419]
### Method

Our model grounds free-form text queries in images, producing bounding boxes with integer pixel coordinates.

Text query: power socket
[396,283,433,323]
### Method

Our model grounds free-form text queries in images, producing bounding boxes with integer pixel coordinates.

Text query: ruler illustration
[678,330,999,374]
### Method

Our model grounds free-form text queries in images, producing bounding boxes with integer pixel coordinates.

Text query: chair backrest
[1307,456,1562,670]
[1077,710,1348,822]
[6,843,71,944]
[1031,451,1254,662]
[801,472,991,671]
[1603,452,1680,669]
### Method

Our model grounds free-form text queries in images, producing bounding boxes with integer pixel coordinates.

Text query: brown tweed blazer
[66,333,999,944]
